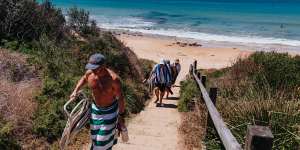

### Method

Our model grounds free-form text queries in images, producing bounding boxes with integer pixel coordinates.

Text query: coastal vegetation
[179,52,300,149]
[0,0,151,148]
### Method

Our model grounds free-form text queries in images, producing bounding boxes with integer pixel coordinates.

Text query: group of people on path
[65,53,181,150]
[147,58,181,106]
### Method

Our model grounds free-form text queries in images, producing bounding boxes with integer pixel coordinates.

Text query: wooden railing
[190,61,274,150]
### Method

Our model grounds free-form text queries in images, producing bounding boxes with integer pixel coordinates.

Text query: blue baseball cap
[85,53,106,70]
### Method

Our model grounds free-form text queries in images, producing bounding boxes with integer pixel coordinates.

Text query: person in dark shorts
[164,59,173,99]
[156,83,166,92]
[171,59,181,84]
[149,59,171,106]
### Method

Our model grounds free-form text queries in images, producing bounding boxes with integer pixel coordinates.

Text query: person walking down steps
[171,59,181,84]
[164,59,174,99]
[150,59,172,106]
[69,53,128,150]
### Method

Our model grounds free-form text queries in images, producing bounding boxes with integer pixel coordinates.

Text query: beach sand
[116,32,252,82]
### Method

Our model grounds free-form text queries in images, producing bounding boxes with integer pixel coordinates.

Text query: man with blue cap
[70,53,127,149]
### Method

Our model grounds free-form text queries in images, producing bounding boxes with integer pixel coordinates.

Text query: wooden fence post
[201,75,207,87]
[207,87,218,126]
[245,125,274,150]
[207,87,225,149]
[197,72,201,80]
[209,87,218,105]
[193,60,197,73]
[189,64,193,75]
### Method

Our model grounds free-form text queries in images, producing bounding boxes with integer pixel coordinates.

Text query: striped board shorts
[90,100,119,150]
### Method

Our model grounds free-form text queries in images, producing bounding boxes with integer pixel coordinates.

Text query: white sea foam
[142,29,300,46]
[91,15,155,29]
[94,16,300,47]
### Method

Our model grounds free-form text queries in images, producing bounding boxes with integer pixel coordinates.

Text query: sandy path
[114,33,251,150]
[114,86,181,150]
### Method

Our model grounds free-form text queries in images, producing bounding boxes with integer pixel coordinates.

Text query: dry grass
[66,128,91,150]
[0,48,42,147]
[217,98,300,147]
[179,101,208,150]
[0,49,37,82]
[0,79,40,135]
[204,53,300,149]
[21,136,51,150]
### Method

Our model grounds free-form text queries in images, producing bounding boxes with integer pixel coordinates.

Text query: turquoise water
[43,0,300,46]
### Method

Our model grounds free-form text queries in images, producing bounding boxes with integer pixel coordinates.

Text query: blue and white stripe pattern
[153,64,171,85]
[165,63,173,86]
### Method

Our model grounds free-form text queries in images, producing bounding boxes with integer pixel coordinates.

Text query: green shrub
[17,42,34,54]
[249,52,300,94]
[0,0,65,41]
[67,7,99,36]
[140,59,155,79]
[0,117,20,149]
[32,99,66,142]
[122,81,144,114]
[209,69,226,78]
[178,77,200,112]
[2,40,19,50]
[210,52,300,101]
[32,74,77,141]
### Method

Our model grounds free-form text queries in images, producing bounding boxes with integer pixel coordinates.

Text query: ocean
[42,0,300,48]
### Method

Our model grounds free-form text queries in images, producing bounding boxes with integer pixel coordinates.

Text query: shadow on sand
[166,97,179,100]
[156,103,178,109]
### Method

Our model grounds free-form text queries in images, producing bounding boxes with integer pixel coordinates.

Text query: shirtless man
[70,53,126,150]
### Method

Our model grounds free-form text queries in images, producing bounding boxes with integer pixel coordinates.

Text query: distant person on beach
[70,53,127,149]
[150,59,171,106]
[171,59,181,84]
[164,59,174,99]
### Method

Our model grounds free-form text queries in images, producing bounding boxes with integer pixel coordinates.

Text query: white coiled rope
[60,91,91,150]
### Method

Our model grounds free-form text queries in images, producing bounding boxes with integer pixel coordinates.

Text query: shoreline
[111,28,300,81]
[106,28,300,54]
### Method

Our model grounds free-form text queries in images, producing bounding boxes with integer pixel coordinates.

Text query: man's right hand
[70,74,88,100]
[70,91,77,99]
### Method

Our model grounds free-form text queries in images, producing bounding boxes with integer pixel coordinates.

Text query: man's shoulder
[107,69,121,88]
[85,70,93,79]
[86,70,93,75]
[107,68,120,81]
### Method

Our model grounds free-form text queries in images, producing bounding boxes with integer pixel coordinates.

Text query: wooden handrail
[191,62,242,150]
